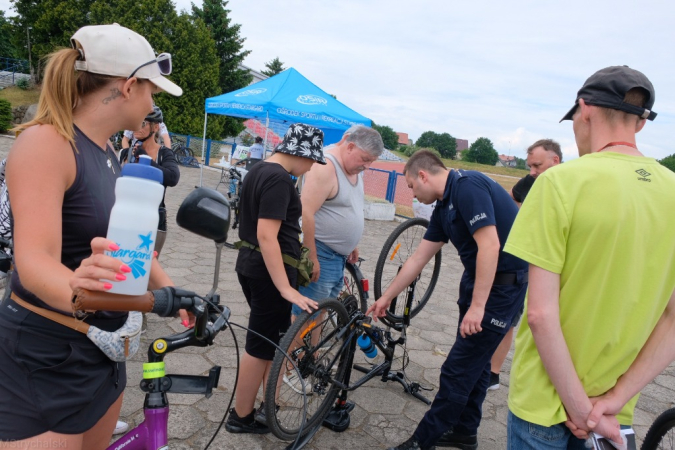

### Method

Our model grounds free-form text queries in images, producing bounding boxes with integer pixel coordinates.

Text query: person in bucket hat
[505,65,675,448]
[273,122,327,164]
[227,123,324,434]
[2,24,182,449]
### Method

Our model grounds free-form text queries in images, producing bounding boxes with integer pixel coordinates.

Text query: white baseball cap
[70,23,182,97]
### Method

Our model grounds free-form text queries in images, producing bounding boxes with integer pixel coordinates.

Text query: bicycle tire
[642,407,675,450]
[172,145,195,167]
[341,262,367,313]
[265,298,351,441]
[374,217,441,326]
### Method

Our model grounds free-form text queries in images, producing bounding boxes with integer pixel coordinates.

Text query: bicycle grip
[71,288,155,313]
[150,287,176,317]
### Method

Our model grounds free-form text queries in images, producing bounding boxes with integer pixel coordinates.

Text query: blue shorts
[292,240,347,316]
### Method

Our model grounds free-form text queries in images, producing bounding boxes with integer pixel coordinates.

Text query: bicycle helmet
[145,106,163,123]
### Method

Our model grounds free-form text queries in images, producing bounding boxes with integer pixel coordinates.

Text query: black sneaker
[225,408,270,434]
[387,436,436,450]
[435,430,478,449]
[487,372,499,391]
[254,401,279,426]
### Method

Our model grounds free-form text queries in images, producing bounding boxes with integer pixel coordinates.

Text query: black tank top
[11,126,127,327]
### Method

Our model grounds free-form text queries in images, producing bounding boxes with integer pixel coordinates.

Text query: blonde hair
[14,46,125,145]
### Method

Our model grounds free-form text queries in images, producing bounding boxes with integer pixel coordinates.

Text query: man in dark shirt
[368,150,528,450]
[227,123,325,435]
[511,139,562,205]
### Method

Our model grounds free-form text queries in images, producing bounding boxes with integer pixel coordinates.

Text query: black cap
[560,66,656,122]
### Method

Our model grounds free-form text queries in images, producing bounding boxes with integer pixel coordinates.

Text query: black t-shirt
[235,161,301,282]
[424,169,527,280]
[511,174,535,203]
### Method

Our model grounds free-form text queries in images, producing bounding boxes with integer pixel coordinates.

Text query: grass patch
[0,85,41,107]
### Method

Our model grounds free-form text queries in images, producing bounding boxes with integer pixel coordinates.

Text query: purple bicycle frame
[107,407,169,450]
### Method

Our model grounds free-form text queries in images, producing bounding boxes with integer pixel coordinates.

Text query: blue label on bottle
[108,232,154,279]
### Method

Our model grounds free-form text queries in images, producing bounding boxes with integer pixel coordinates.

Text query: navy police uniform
[413,169,528,448]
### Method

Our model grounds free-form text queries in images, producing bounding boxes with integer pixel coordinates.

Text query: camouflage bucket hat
[274,123,326,165]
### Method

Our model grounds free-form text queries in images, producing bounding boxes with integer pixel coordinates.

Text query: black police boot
[387,435,436,450]
[435,430,478,449]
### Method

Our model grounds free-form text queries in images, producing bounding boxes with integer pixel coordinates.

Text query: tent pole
[263,112,270,160]
[199,111,208,187]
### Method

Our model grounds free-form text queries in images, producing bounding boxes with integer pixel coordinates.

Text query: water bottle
[357,333,378,359]
[105,155,164,295]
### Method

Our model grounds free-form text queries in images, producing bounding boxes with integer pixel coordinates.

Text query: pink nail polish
[103,283,113,290]
[153,251,158,258]
[182,320,189,327]
[109,243,120,251]
[120,265,131,273]
[115,273,126,281]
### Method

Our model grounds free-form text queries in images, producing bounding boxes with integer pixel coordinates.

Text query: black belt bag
[493,271,528,285]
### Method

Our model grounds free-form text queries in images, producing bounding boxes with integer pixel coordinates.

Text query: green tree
[261,56,285,77]
[414,130,457,159]
[436,132,457,159]
[371,123,399,150]
[192,0,252,138]
[415,131,438,149]
[514,156,527,170]
[659,154,675,173]
[158,14,220,138]
[0,12,19,58]
[0,99,12,132]
[464,137,499,165]
[11,0,96,71]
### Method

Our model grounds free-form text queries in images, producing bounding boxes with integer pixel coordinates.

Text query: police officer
[367,150,528,450]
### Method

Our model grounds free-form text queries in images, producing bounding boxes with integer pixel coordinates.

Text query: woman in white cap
[0,24,182,449]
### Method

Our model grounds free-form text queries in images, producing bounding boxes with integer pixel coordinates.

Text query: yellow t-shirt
[504,152,675,426]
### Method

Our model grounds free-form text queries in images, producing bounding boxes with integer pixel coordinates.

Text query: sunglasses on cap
[128,53,172,79]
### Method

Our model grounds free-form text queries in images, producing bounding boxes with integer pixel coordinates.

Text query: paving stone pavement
[0,134,673,449]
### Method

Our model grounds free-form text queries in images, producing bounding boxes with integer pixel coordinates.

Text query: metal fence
[363,168,414,218]
[170,132,414,217]
[170,133,235,165]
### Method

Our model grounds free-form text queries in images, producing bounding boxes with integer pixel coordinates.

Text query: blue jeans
[291,240,347,315]
[507,411,588,450]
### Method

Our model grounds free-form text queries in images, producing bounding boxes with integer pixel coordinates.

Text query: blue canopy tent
[200,68,372,179]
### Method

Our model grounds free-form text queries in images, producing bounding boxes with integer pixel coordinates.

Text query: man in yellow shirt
[504,65,675,448]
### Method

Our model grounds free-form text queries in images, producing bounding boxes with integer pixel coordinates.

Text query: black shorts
[237,273,292,360]
[0,297,126,440]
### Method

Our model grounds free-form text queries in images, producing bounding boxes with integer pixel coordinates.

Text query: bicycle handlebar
[72,287,231,341]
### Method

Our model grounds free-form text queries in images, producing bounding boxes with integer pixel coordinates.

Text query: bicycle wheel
[642,408,675,450]
[341,262,367,313]
[173,145,194,166]
[265,299,351,441]
[374,217,441,326]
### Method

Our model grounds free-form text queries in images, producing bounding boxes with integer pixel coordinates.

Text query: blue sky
[3,0,673,160]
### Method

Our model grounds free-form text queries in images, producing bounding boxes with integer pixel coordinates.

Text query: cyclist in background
[0,24,183,450]
[121,111,171,152]
[130,106,180,256]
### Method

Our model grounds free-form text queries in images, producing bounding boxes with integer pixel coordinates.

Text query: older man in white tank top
[288,125,384,316]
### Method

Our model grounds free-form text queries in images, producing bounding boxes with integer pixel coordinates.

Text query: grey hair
[344,125,384,157]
